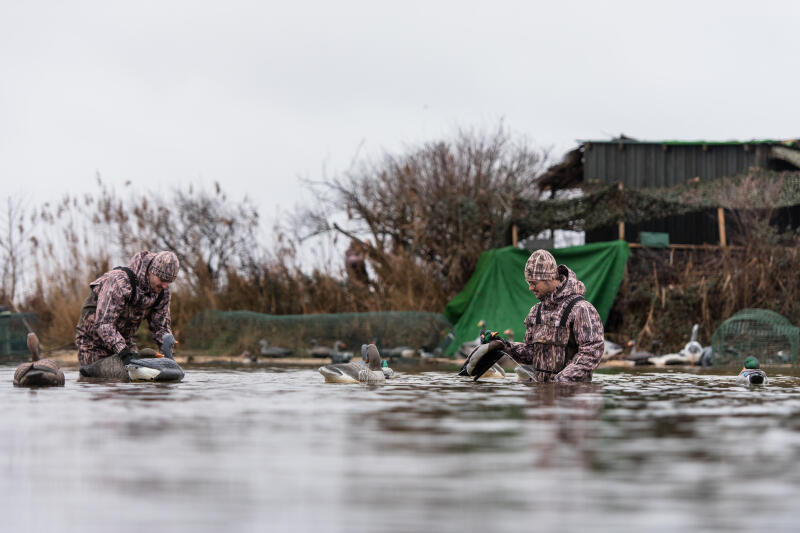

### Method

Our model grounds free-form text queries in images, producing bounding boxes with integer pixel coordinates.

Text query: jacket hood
[541,264,585,305]
[128,250,160,295]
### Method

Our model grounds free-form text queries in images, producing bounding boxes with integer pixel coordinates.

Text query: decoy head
[743,356,760,370]
[364,344,382,370]
[27,333,40,362]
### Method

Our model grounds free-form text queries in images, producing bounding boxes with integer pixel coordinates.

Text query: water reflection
[1,365,800,532]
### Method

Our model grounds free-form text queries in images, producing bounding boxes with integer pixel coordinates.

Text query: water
[2,364,800,533]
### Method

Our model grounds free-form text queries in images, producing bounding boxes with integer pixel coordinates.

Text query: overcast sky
[2,0,799,243]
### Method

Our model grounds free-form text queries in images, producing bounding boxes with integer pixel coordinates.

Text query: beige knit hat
[150,251,180,282]
[524,249,558,282]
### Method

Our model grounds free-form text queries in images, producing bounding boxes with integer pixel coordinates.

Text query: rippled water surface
[2,364,800,533]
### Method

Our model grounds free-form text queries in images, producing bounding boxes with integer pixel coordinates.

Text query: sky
[2,0,800,248]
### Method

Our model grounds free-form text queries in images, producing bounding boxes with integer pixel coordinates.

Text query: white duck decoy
[649,324,705,367]
[318,343,386,383]
[125,334,185,382]
[736,356,768,385]
[13,333,65,387]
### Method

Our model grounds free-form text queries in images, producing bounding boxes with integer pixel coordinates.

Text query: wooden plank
[717,207,727,247]
[512,224,518,247]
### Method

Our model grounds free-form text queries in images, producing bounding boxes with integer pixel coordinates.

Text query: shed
[580,138,800,245]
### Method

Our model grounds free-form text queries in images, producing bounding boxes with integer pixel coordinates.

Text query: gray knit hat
[150,251,180,282]
[524,249,558,282]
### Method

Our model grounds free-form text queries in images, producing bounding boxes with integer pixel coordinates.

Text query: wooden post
[717,207,726,247]
[511,224,518,247]
[617,182,625,241]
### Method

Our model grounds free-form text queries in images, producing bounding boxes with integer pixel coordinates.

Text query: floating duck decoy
[682,324,703,364]
[624,340,653,365]
[330,341,353,364]
[736,356,768,386]
[259,339,292,358]
[125,334,185,382]
[308,339,331,358]
[13,333,65,387]
[381,360,394,379]
[361,345,394,378]
[318,343,386,383]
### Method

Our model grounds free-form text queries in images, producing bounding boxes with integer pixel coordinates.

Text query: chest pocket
[523,295,584,373]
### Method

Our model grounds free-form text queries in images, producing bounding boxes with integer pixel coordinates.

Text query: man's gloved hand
[118,346,138,365]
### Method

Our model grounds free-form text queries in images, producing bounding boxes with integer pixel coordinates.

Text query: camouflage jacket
[75,251,172,364]
[505,265,604,382]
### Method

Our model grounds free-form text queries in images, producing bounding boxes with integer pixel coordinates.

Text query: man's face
[528,278,559,299]
[148,272,171,293]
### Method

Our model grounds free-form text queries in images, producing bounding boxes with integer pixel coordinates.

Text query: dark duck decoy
[736,356,768,386]
[13,333,65,387]
[259,339,292,358]
[125,334,185,382]
[624,340,653,365]
[318,343,386,383]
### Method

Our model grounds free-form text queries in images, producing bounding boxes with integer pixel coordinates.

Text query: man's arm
[94,272,132,354]
[554,302,604,382]
[147,291,172,347]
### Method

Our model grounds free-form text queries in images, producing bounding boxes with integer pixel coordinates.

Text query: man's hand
[118,346,138,365]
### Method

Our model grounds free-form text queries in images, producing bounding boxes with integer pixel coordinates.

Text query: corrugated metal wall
[583,142,771,244]
[583,142,770,187]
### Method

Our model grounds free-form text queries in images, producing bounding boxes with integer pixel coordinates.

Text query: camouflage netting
[184,310,453,356]
[711,309,799,366]
[0,312,38,358]
[512,170,800,236]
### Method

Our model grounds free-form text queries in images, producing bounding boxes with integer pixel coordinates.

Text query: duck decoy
[458,340,507,381]
[681,324,703,364]
[318,343,386,383]
[602,339,624,361]
[125,334,185,382]
[736,356,768,386]
[624,340,653,365]
[259,339,292,358]
[330,341,353,364]
[309,339,332,358]
[361,344,394,377]
[381,360,394,379]
[13,333,65,387]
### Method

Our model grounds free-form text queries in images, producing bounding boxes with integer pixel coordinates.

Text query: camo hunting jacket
[75,251,172,365]
[505,265,604,382]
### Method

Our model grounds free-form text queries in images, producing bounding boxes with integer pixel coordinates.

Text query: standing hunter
[76,251,179,377]
[469,249,604,382]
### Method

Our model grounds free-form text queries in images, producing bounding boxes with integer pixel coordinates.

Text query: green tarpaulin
[443,240,630,355]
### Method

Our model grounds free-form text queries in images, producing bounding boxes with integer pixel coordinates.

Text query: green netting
[512,170,800,236]
[183,310,452,356]
[0,312,38,359]
[711,309,799,366]
[443,240,630,356]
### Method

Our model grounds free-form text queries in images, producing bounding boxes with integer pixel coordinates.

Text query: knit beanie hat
[150,251,180,282]
[525,249,558,282]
